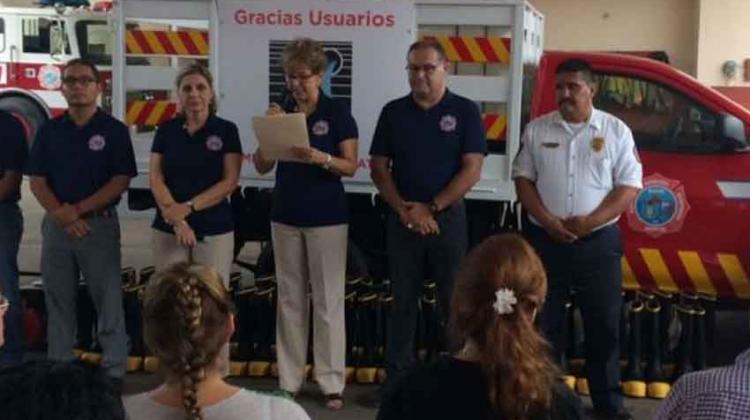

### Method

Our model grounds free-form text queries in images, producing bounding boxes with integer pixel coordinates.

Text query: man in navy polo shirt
[370,39,486,396]
[0,110,28,367]
[27,58,136,382]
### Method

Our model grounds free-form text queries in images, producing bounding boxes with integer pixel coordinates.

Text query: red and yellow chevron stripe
[482,113,507,141]
[126,30,209,56]
[425,36,511,63]
[622,249,750,300]
[126,100,177,126]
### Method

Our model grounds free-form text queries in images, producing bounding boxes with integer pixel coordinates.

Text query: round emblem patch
[626,173,690,238]
[312,120,329,136]
[440,114,457,132]
[38,65,62,90]
[88,134,106,151]
[206,135,223,151]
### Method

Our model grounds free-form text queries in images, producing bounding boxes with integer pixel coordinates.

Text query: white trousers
[272,222,347,395]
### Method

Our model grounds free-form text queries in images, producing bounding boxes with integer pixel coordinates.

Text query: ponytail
[478,300,556,419]
[450,234,558,420]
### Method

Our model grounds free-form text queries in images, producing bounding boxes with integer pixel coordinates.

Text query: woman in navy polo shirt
[149,64,242,285]
[253,38,358,410]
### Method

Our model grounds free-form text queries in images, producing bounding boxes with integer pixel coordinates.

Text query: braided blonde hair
[143,263,231,420]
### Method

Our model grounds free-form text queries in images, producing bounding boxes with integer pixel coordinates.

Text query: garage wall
[530,0,699,76]
[696,0,750,88]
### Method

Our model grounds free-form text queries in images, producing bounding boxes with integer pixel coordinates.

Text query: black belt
[82,207,117,219]
[527,220,617,242]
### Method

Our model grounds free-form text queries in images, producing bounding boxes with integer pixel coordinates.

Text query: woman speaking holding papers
[252,38,358,410]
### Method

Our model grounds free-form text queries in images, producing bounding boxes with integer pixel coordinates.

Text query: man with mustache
[512,59,642,420]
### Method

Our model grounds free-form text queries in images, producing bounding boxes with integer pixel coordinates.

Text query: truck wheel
[0,96,47,143]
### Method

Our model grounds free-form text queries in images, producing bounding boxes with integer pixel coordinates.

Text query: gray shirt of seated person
[123,388,310,420]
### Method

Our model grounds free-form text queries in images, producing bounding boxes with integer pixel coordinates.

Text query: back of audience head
[0,360,125,420]
[450,233,559,420]
[142,262,233,420]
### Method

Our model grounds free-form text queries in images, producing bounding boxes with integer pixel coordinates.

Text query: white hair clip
[493,288,517,315]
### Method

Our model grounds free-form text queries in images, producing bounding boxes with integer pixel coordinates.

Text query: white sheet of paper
[251,113,309,162]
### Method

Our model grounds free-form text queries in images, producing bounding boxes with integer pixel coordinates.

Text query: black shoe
[355,389,382,408]
[588,407,633,420]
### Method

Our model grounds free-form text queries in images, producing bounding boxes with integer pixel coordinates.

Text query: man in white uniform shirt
[512,59,642,420]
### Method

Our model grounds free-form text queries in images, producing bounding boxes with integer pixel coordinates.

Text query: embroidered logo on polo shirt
[206,135,223,151]
[88,134,106,151]
[440,115,457,132]
[312,120,329,136]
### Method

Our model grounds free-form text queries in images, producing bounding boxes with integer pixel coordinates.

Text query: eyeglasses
[285,73,316,83]
[406,63,442,75]
[62,76,97,87]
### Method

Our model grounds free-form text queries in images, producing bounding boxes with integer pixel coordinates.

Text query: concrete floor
[15,181,750,419]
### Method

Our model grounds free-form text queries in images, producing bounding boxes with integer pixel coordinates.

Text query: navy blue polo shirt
[369,90,486,202]
[151,115,242,236]
[271,93,358,227]
[26,109,136,206]
[0,110,28,203]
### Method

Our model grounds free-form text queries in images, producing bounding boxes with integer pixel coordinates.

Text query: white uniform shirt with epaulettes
[511,108,643,227]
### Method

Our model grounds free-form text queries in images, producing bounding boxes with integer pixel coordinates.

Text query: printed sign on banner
[217,0,415,184]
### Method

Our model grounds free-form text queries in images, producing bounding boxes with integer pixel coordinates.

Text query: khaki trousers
[272,222,347,395]
[152,230,234,288]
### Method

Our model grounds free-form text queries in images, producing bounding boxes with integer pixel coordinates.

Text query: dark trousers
[0,202,23,365]
[526,222,623,414]
[384,201,467,392]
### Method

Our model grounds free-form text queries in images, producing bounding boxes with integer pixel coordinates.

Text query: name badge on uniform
[206,135,223,151]
[312,120,329,136]
[592,136,605,152]
[440,114,457,132]
[88,134,106,151]
[542,142,559,149]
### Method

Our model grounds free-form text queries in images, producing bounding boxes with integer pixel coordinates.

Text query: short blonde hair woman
[252,38,359,410]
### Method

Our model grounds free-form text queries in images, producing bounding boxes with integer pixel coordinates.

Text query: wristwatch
[322,153,333,170]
